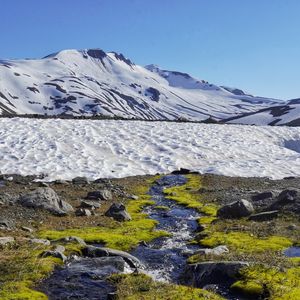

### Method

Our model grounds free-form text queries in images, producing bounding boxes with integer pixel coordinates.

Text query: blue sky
[1,0,299,100]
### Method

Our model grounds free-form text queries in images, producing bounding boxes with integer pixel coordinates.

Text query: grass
[109,273,224,300]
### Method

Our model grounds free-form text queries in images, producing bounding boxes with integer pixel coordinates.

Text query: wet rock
[194,245,229,256]
[251,191,273,201]
[40,245,67,262]
[217,200,254,218]
[181,261,249,288]
[75,208,92,217]
[80,200,101,209]
[18,187,74,216]
[30,238,51,245]
[0,236,14,246]
[72,177,89,185]
[82,246,142,269]
[248,210,279,221]
[105,203,131,221]
[86,189,112,201]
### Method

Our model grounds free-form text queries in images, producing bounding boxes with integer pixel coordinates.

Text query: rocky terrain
[0,171,300,299]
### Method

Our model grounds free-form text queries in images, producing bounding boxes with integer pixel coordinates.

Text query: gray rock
[217,199,254,218]
[181,261,249,288]
[80,200,101,209]
[18,187,74,216]
[86,189,112,201]
[194,245,229,256]
[72,177,89,185]
[21,226,33,233]
[0,218,13,230]
[270,189,299,209]
[0,236,14,246]
[75,208,92,217]
[248,210,279,221]
[251,191,273,201]
[40,245,67,262]
[30,238,51,245]
[82,246,142,269]
[105,203,131,221]
[39,182,49,187]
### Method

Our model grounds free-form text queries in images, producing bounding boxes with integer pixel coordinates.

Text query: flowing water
[38,175,209,299]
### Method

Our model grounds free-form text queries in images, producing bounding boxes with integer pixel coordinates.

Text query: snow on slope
[0,118,299,181]
[0,48,282,121]
[226,99,300,126]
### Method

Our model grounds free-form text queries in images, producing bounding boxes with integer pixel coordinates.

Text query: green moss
[198,216,217,225]
[163,174,218,217]
[39,175,168,251]
[231,265,300,299]
[110,273,224,300]
[200,231,292,253]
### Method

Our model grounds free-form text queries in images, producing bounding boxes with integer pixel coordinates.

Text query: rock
[21,226,33,233]
[54,179,68,185]
[129,195,139,200]
[52,236,86,246]
[72,177,89,185]
[82,246,142,269]
[30,238,51,245]
[181,261,249,288]
[287,224,298,231]
[75,208,92,217]
[0,193,17,205]
[0,218,13,230]
[86,189,112,201]
[194,245,229,256]
[171,168,192,175]
[251,191,273,201]
[105,203,131,221]
[39,182,49,187]
[0,236,14,246]
[80,200,101,209]
[217,200,254,218]
[270,189,298,209]
[248,210,279,221]
[40,245,67,262]
[18,187,74,216]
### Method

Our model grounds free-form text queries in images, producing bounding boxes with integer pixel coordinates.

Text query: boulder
[18,187,74,216]
[217,200,254,218]
[86,189,112,201]
[248,210,279,221]
[75,208,92,217]
[181,261,249,288]
[270,189,298,209]
[72,177,89,185]
[105,203,131,221]
[82,246,142,269]
[80,200,101,209]
[194,245,229,256]
[251,191,273,201]
[0,236,14,246]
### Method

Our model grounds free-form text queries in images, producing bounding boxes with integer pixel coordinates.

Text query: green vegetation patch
[39,175,168,251]
[109,273,224,300]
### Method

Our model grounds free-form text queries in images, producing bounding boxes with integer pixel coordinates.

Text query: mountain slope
[225,99,300,126]
[0,48,283,121]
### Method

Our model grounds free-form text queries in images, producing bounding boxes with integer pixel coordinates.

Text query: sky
[1,0,300,100]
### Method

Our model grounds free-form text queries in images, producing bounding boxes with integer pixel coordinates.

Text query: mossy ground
[109,273,224,300]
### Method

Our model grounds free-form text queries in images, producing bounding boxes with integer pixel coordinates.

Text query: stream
[38,175,216,299]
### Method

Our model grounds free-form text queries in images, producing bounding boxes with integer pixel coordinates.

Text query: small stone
[80,200,101,209]
[21,226,34,233]
[217,199,254,219]
[86,189,112,201]
[194,245,229,256]
[251,191,273,201]
[129,195,139,200]
[248,210,279,222]
[105,203,131,222]
[287,224,298,231]
[30,238,51,245]
[0,236,14,246]
[39,182,49,187]
[0,219,12,230]
[75,208,92,217]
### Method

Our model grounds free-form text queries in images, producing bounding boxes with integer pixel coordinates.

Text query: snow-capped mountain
[0,48,285,121]
[225,99,300,126]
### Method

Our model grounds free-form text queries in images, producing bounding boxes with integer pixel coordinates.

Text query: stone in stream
[86,189,112,201]
[248,210,279,221]
[82,245,142,269]
[18,187,74,216]
[217,199,254,218]
[181,261,249,288]
[105,203,131,221]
